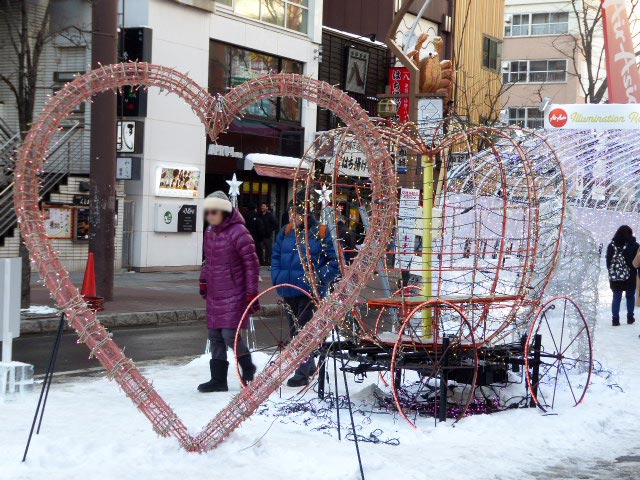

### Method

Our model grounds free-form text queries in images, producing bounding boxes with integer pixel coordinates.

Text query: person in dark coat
[243,203,264,261]
[259,203,278,266]
[271,200,340,387]
[337,216,357,264]
[606,225,639,326]
[198,191,260,392]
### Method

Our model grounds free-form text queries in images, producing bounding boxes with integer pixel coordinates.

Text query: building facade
[0,0,322,272]
[452,0,506,124]
[501,0,587,129]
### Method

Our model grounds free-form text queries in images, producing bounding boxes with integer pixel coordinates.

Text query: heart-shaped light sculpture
[14,63,397,452]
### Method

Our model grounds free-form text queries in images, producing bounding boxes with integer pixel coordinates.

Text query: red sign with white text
[602,0,640,103]
[389,67,411,122]
[548,108,568,128]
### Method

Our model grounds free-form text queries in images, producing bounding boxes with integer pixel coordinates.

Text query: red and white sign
[389,67,411,122]
[547,108,568,128]
[544,103,640,130]
[602,0,640,103]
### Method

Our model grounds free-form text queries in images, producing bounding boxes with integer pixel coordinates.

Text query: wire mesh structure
[290,122,593,425]
[295,123,567,345]
[13,63,397,452]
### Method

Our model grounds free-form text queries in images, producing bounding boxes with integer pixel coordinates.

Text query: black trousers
[284,296,316,378]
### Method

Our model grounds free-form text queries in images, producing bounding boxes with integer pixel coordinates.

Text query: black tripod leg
[331,330,341,440]
[336,330,365,480]
[36,313,65,434]
[22,314,65,462]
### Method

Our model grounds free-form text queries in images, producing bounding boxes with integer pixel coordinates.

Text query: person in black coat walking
[606,225,639,326]
[243,203,264,259]
[259,203,278,266]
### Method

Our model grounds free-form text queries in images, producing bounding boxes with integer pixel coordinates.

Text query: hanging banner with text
[544,104,640,130]
[602,0,640,104]
[389,67,411,122]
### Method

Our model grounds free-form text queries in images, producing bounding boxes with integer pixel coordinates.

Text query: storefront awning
[244,153,311,180]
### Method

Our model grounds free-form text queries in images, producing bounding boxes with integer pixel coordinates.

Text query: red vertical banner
[602,0,640,103]
[389,67,411,122]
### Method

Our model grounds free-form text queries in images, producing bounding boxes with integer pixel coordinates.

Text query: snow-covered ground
[2,271,639,480]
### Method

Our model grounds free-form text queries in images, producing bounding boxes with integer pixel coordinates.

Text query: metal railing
[0,123,83,243]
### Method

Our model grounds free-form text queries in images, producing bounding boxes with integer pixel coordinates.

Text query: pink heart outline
[14,62,397,452]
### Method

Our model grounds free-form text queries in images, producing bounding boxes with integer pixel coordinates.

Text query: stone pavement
[22,267,282,333]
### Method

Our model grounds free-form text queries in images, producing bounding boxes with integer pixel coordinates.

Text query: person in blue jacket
[271,200,340,387]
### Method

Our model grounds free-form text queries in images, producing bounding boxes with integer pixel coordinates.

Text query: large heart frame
[14,63,397,452]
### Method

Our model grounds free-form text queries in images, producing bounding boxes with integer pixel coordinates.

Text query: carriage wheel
[234,285,316,388]
[525,296,593,412]
[390,300,478,428]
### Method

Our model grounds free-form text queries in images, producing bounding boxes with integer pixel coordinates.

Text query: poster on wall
[395,189,421,271]
[156,167,201,198]
[154,204,198,233]
[345,47,370,94]
[42,206,74,239]
[75,207,90,241]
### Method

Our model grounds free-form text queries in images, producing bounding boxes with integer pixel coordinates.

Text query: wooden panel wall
[453,0,505,123]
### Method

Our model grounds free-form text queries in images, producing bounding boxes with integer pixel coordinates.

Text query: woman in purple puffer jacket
[197,191,260,393]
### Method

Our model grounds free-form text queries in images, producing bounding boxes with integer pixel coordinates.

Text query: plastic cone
[81,252,97,298]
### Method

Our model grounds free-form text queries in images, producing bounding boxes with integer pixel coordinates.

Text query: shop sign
[345,47,370,94]
[156,167,201,198]
[323,149,370,178]
[208,144,243,158]
[154,204,198,233]
[389,67,411,122]
[544,104,640,130]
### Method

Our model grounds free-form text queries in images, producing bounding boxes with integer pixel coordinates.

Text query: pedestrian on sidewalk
[198,191,260,393]
[271,200,340,387]
[243,203,265,262]
[606,225,639,327]
[259,202,277,266]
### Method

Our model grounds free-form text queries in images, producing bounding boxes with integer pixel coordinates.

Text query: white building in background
[501,0,602,129]
[0,0,323,272]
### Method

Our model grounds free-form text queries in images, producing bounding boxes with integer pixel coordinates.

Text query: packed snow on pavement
[1,271,639,480]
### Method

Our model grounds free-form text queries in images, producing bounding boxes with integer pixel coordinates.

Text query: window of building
[507,107,544,129]
[505,14,530,36]
[482,36,502,72]
[505,12,569,37]
[209,40,303,123]
[502,59,567,83]
[215,0,309,34]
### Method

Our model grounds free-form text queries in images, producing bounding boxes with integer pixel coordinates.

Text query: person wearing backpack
[271,199,340,387]
[606,225,639,326]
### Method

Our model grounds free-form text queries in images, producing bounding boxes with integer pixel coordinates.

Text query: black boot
[237,354,257,383]
[612,318,621,327]
[628,315,636,325]
[197,359,229,393]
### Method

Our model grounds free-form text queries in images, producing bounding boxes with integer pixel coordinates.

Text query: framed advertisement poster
[42,206,74,239]
[345,47,369,94]
[156,167,201,198]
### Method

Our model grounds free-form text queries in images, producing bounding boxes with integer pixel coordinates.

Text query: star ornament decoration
[315,184,333,208]
[226,173,243,206]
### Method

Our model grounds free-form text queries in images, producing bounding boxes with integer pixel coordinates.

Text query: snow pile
[21,305,58,315]
[1,271,639,479]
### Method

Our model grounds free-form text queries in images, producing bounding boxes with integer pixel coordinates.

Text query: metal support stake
[529,333,542,408]
[22,314,65,462]
[318,348,327,399]
[439,337,450,423]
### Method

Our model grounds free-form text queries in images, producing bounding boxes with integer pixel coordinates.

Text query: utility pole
[89,0,118,301]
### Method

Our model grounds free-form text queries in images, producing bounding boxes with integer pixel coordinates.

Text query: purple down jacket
[200,209,260,329]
